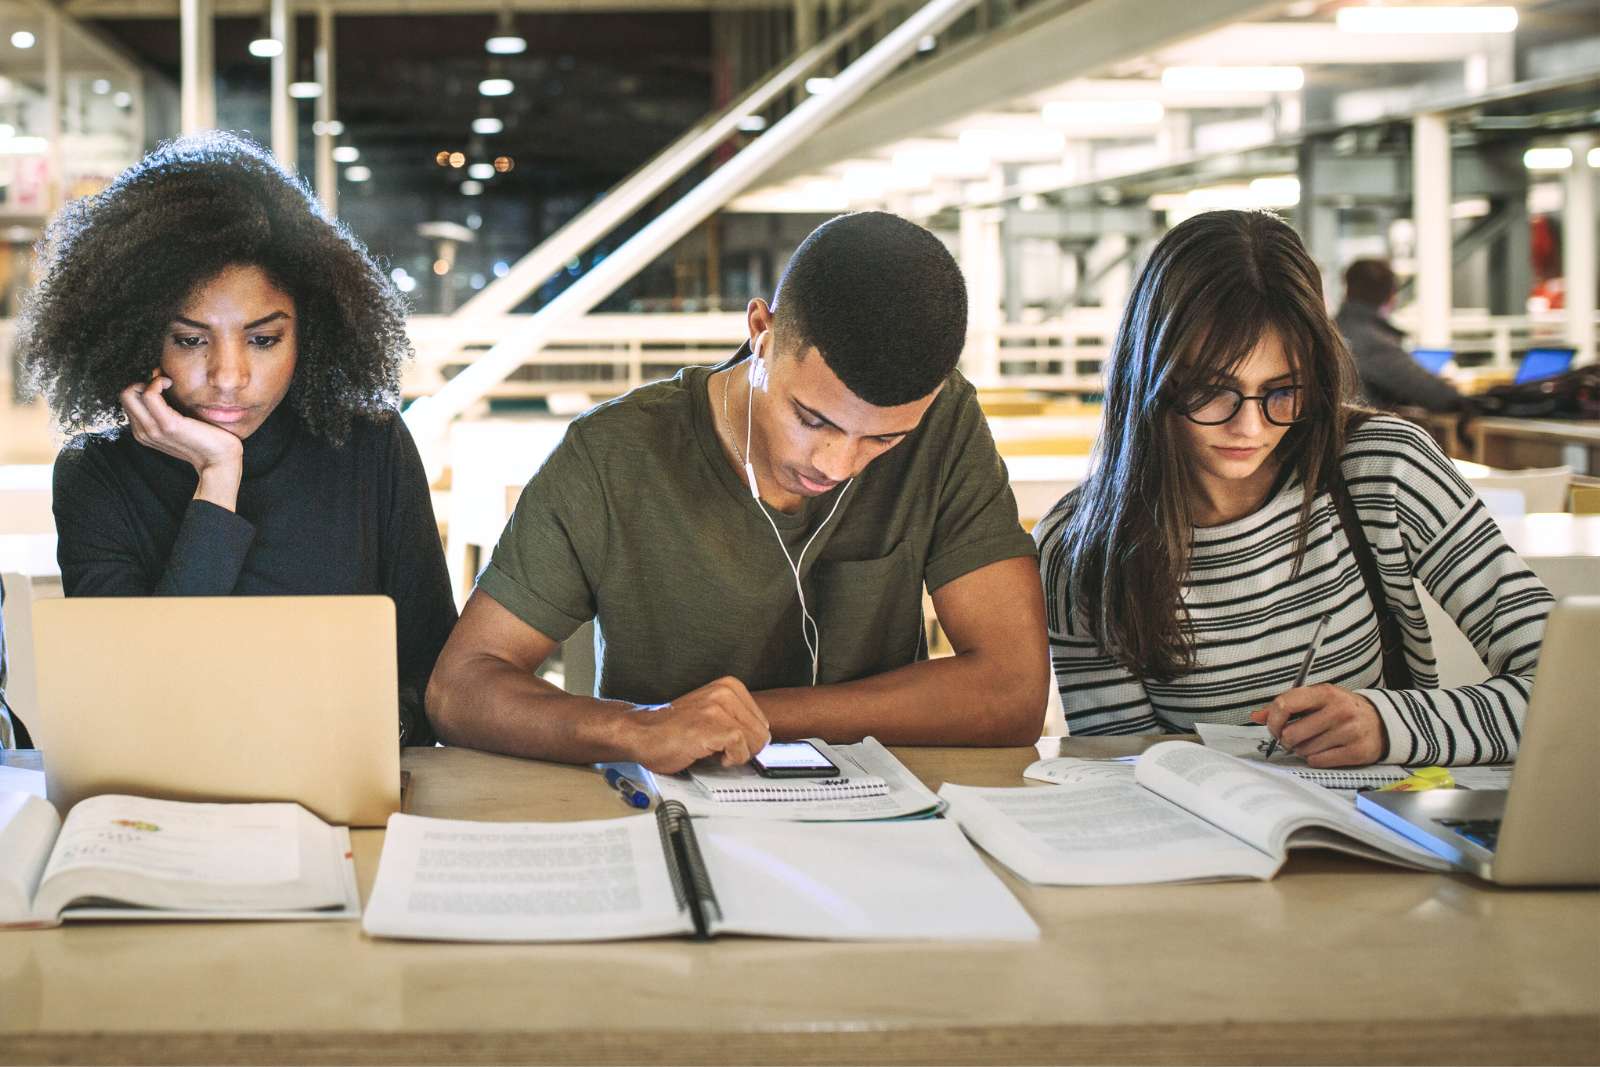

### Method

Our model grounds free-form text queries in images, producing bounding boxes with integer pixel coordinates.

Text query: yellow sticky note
[1377,766,1455,792]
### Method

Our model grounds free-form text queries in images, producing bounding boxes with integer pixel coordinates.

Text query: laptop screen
[1411,349,1454,375]
[1514,347,1575,385]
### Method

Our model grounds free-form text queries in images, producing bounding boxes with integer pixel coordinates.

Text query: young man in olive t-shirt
[427,211,1049,772]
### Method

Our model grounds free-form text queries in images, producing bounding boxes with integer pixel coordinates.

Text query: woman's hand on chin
[121,373,245,510]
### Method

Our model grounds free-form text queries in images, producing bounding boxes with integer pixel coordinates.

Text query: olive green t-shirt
[478,349,1036,704]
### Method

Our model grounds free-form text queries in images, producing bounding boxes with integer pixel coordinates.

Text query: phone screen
[751,741,840,777]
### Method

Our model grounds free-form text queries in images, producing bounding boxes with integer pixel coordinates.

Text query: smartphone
[750,741,840,778]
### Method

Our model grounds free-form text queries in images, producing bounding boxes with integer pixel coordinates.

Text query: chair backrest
[1473,488,1527,517]
[1463,465,1572,514]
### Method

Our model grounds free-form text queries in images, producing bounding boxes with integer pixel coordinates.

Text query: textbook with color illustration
[0,791,360,928]
[939,741,1453,885]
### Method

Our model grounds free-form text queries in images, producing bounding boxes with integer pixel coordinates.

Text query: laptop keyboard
[1439,817,1501,852]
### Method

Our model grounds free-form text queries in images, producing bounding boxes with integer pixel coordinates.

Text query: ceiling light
[1336,5,1517,34]
[1247,175,1300,207]
[0,123,13,139]
[737,114,767,133]
[468,163,495,179]
[0,136,47,155]
[472,116,504,135]
[332,145,360,163]
[113,91,132,108]
[1523,147,1573,170]
[493,155,514,173]
[10,31,36,50]
[891,141,990,180]
[917,35,937,53]
[461,180,484,196]
[248,37,284,58]
[289,81,322,99]
[478,78,514,97]
[312,119,344,136]
[91,79,111,95]
[1042,99,1164,126]
[957,127,1066,161]
[1160,66,1304,92]
[486,35,526,54]
[449,151,467,168]
[805,77,834,95]
[1590,147,1600,169]
[344,165,371,182]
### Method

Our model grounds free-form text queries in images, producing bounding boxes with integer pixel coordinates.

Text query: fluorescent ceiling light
[1590,147,1600,169]
[461,180,485,196]
[312,120,344,136]
[1042,99,1164,126]
[891,141,990,180]
[472,116,504,135]
[957,127,1066,162]
[91,79,111,95]
[737,114,767,133]
[248,37,284,58]
[113,91,132,108]
[1523,147,1573,170]
[478,78,514,97]
[805,77,834,95]
[1161,66,1304,92]
[1336,5,1517,34]
[0,136,47,155]
[1247,175,1300,207]
[468,163,495,179]
[343,165,371,182]
[289,81,323,99]
[11,31,36,49]
[332,145,360,163]
[485,35,527,54]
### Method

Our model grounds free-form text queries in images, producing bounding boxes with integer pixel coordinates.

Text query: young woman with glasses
[1036,210,1551,767]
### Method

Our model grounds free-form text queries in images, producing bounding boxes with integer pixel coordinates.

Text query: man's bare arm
[426,591,769,772]
[754,555,1049,746]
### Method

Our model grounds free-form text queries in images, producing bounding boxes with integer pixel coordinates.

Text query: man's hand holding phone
[625,676,771,774]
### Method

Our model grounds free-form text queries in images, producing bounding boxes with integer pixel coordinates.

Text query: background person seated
[1334,258,1464,414]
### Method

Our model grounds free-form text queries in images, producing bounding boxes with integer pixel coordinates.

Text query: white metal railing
[1386,310,1599,369]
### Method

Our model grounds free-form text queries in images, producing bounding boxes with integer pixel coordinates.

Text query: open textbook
[362,800,1038,942]
[652,738,943,820]
[0,791,360,928]
[940,741,1453,885]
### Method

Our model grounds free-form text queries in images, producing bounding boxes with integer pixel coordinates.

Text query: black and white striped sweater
[1035,416,1553,765]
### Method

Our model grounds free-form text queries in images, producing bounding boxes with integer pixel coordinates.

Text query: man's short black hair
[771,211,967,407]
[1344,258,1398,307]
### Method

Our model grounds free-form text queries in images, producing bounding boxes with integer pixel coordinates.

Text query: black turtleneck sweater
[50,404,457,746]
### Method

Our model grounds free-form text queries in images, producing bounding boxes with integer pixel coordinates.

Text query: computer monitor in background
[1411,349,1454,375]
[1514,347,1576,385]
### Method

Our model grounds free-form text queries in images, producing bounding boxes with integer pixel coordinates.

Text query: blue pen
[603,767,651,809]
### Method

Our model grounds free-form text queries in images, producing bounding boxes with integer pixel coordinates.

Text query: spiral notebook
[361,802,1040,942]
[685,765,890,802]
[652,738,944,821]
[1192,724,1409,791]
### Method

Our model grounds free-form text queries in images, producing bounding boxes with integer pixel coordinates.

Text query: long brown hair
[1055,210,1358,680]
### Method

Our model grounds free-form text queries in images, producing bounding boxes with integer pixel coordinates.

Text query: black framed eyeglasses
[1175,385,1304,426]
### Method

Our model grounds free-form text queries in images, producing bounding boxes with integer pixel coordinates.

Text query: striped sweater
[1034,416,1553,765]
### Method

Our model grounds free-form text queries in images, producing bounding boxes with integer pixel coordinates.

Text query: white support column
[179,0,215,134]
[1565,133,1596,366]
[42,5,63,214]
[270,0,296,169]
[960,203,1003,386]
[1412,112,1452,349]
[313,2,336,217]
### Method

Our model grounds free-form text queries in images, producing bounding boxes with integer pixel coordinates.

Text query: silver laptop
[1357,596,1600,886]
[29,596,402,827]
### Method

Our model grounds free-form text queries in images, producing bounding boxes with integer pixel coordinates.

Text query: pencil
[1263,612,1333,762]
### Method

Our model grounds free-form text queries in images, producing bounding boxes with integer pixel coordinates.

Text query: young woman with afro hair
[17,131,457,746]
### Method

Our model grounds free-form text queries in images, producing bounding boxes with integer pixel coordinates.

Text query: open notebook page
[362,813,687,942]
[940,776,1280,885]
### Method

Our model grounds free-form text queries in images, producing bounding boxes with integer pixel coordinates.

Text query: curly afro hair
[18,130,411,444]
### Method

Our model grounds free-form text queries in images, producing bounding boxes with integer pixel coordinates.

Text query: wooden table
[3,742,1597,1066]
